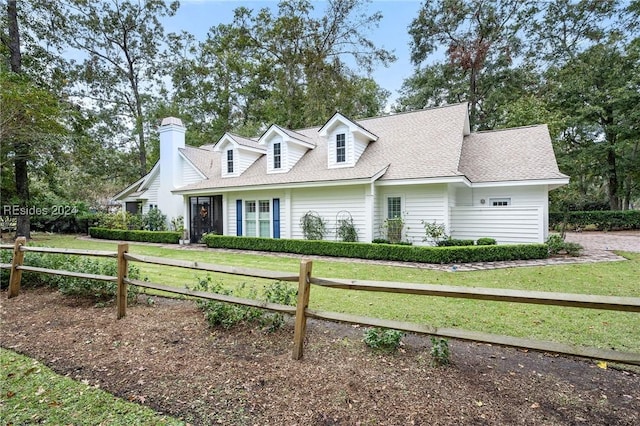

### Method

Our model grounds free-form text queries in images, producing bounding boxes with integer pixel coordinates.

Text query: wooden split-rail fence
[2,237,639,365]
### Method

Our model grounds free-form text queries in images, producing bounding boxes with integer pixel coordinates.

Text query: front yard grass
[0,348,184,425]
[11,233,640,353]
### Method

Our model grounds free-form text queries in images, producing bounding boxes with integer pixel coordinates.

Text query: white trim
[173,176,383,195]
[470,178,569,188]
[376,176,471,187]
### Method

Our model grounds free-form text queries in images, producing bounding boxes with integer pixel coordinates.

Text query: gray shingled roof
[458,125,568,182]
[175,103,565,193]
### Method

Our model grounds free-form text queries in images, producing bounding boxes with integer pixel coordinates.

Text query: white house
[115,103,569,244]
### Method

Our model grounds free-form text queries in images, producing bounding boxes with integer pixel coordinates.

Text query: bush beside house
[202,234,548,264]
[549,210,640,231]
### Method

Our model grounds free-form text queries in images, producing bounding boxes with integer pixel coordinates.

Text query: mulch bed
[2,287,639,425]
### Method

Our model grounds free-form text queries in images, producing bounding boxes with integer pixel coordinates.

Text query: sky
[164,0,427,104]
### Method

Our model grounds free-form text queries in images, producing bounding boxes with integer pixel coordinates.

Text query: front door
[189,196,222,242]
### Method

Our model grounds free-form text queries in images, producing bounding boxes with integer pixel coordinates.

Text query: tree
[405,0,532,128]
[549,38,640,210]
[168,0,393,141]
[53,0,179,177]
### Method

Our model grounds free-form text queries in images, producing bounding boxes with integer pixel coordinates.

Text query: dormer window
[273,142,281,169]
[226,149,234,173]
[336,133,346,163]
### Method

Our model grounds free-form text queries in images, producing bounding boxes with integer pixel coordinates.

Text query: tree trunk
[606,145,619,210]
[7,0,30,238]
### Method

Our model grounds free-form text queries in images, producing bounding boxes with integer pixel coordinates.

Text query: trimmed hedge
[89,227,181,244]
[436,239,475,247]
[549,210,640,231]
[202,234,548,264]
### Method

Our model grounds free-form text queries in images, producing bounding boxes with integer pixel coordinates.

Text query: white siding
[353,133,368,164]
[142,177,160,213]
[467,185,547,207]
[376,184,447,245]
[288,144,307,171]
[181,160,203,186]
[238,150,262,175]
[290,186,367,240]
[450,206,544,244]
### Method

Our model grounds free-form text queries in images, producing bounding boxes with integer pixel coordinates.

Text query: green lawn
[0,348,184,425]
[13,234,640,353]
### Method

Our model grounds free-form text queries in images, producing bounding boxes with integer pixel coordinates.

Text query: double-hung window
[387,196,402,219]
[244,200,270,237]
[336,133,346,163]
[273,142,281,169]
[226,149,234,174]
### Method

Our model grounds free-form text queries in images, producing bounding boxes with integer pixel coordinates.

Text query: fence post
[292,260,313,360]
[116,243,129,319]
[8,237,27,299]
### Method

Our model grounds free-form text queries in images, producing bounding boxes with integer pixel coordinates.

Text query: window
[259,200,270,237]
[226,149,234,173]
[490,197,511,207]
[245,201,256,236]
[387,196,402,219]
[244,200,270,237]
[273,142,281,169]
[336,133,346,163]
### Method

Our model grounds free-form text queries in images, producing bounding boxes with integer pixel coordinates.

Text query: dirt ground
[2,286,639,425]
[2,230,639,424]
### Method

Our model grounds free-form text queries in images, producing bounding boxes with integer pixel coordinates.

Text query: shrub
[422,220,449,245]
[262,281,297,332]
[336,217,358,242]
[144,208,167,231]
[191,277,260,329]
[430,337,451,367]
[436,239,475,247]
[202,234,549,264]
[549,210,640,231]
[300,211,327,240]
[546,234,583,257]
[3,251,140,303]
[89,227,180,244]
[476,237,497,246]
[191,278,296,332]
[363,328,403,352]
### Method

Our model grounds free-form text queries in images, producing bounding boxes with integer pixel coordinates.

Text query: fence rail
[2,238,640,365]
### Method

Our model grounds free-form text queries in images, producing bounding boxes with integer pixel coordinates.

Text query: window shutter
[236,200,242,236]
[272,198,280,239]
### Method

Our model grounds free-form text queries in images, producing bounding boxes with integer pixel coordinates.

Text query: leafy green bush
[202,234,548,264]
[430,337,451,367]
[300,211,326,240]
[144,208,167,231]
[262,281,298,332]
[191,278,296,332]
[191,277,257,329]
[422,220,449,245]
[546,234,583,257]
[549,210,640,231]
[476,237,497,245]
[336,217,358,242]
[363,328,403,352]
[3,251,140,303]
[89,227,180,244]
